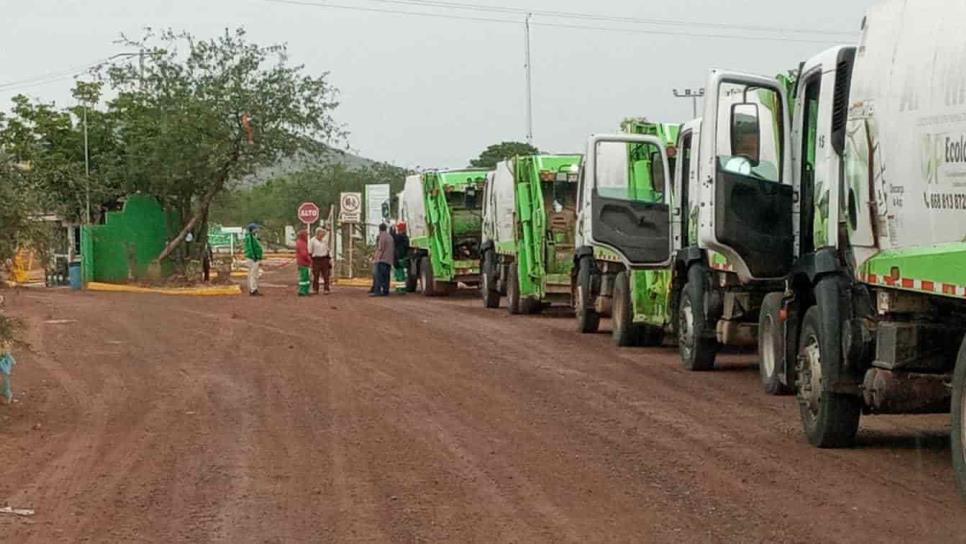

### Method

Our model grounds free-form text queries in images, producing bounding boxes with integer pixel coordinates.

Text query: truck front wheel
[951,336,966,499]
[795,306,861,448]
[481,251,500,308]
[758,292,790,395]
[575,257,600,333]
[678,267,717,371]
[612,271,643,347]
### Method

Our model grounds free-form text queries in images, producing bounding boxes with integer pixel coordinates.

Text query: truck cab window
[596,140,665,204]
[717,83,783,184]
[800,76,821,253]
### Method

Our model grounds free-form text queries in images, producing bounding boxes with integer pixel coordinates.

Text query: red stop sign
[297,202,320,225]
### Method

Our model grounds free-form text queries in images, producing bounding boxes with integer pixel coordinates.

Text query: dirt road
[0,274,963,543]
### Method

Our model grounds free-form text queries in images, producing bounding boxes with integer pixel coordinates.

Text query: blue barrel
[68,262,82,290]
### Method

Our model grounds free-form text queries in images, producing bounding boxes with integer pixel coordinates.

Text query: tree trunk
[153,181,222,264]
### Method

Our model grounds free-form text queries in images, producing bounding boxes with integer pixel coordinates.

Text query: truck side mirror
[731,103,761,165]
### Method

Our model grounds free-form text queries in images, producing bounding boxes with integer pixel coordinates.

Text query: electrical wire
[263,0,847,45]
[0,54,137,93]
[265,0,519,25]
[348,0,857,37]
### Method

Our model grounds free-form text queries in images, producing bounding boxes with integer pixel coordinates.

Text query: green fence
[80,195,180,284]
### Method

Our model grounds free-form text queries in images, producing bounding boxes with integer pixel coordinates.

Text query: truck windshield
[595,140,665,204]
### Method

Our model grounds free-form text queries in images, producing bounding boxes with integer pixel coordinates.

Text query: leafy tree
[96,28,344,265]
[0,153,44,347]
[0,89,122,223]
[469,141,539,169]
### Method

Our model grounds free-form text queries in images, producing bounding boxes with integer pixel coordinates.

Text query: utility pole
[524,13,534,146]
[83,104,90,224]
[673,88,705,118]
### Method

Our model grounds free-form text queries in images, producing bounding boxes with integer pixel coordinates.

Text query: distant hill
[240,144,393,187]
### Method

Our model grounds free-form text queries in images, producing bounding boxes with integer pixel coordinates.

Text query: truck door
[698,71,793,282]
[673,120,701,248]
[588,134,673,268]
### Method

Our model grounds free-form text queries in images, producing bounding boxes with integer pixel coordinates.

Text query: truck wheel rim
[679,297,695,360]
[761,315,777,378]
[799,334,823,419]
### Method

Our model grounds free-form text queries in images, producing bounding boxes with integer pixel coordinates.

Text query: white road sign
[339,192,362,223]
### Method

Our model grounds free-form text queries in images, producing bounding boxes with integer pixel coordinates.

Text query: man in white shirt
[309,226,332,294]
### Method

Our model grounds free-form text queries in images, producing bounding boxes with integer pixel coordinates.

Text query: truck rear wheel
[405,257,418,293]
[612,271,642,347]
[678,267,717,371]
[521,296,542,315]
[506,264,522,315]
[795,306,861,448]
[759,292,790,395]
[951,336,966,499]
[640,325,665,347]
[419,256,437,297]
[575,257,600,334]
[481,251,500,308]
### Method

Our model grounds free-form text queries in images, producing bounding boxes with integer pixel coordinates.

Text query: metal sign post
[339,193,362,279]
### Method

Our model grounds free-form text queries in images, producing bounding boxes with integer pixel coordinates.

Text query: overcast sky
[1,0,876,169]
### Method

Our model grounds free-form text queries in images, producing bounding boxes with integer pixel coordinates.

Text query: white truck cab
[701,0,966,498]
[673,46,855,380]
[572,132,675,339]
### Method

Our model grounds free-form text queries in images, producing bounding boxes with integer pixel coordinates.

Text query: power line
[0,53,138,94]
[530,19,839,45]
[264,0,519,25]
[351,0,857,37]
[263,0,845,45]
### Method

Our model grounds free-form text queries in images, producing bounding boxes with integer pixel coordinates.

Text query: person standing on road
[371,223,394,297]
[295,229,312,297]
[309,226,332,294]
[244,223,264,296]
[392,222,410,289]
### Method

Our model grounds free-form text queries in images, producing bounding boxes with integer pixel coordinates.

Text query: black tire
[677,266,718,371]
[759,292,791,395]
[612,271,642,347]
[519,293,543,314]
[575,257,600,333]
[405,257,418,293]
[481,251,500,308]
[506,263,522,315]
[640,324,665,347]
[795,306,862,448]
[419,255,436,297]
[952,337,966,500]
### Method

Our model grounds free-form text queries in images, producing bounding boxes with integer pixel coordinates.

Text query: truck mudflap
[814,273,865,394]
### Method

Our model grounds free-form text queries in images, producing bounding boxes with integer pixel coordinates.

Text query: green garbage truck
[402,169,489,296]
[572,123,679,346]
[480,154,583,313]
[571,124,678,345]
[687,0,966,497]
[666,81,798,377]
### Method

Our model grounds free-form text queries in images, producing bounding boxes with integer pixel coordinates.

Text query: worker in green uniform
[244,223,264,296]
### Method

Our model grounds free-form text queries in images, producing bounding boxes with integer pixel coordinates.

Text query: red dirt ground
[0,272,963,543]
